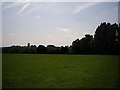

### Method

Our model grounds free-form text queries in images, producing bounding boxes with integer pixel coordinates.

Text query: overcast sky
[2,1,118,47]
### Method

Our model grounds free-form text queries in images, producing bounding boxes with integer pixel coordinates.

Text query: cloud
[16,3,30,15]
[18,4,43,16]
[57,28,71,33]
[24,3,56,16]
[3,1,55,16]
[53,27,84,46]
[35,15,41,18]
[2,0,32,11]
[56,28,79,38]
[44,28,78,46]
[72,2,99,14]
[3,2,55,16]
[2,1,30,10]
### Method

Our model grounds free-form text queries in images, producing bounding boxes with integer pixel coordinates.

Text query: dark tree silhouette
[47,45,56,54]
[116,23,120,54]
[71,34,94,54]
[94,22,119,54]
[37,45,47,54]
[71,39,80,54]
[60,46,69,54]
[79,34,94,54]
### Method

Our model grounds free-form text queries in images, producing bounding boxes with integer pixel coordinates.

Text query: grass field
[2,54,120,88]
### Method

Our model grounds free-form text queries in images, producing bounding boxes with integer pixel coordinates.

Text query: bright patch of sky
[2,2,118,47]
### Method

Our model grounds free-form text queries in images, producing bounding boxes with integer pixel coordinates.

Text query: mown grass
[2,54,120,88]
[0,54,2,89]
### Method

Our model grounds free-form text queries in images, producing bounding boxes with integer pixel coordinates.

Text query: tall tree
[116,23,120,54]
[79,34,94,54]
[71,39,80,54]
[94,22,119,54]
[71,34,94,54]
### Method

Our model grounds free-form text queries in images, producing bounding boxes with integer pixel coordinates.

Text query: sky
[1,1,119,47]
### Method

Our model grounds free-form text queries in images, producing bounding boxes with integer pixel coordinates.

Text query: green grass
[0,54,2,89]
[2,54,120,88]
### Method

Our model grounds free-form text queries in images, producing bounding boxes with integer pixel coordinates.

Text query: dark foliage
[2,22,120,55]
[37,45,47,54]
[71,34,94,54]
[94,22,120,54]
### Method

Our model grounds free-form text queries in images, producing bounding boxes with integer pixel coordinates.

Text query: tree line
[2,22,120,55]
